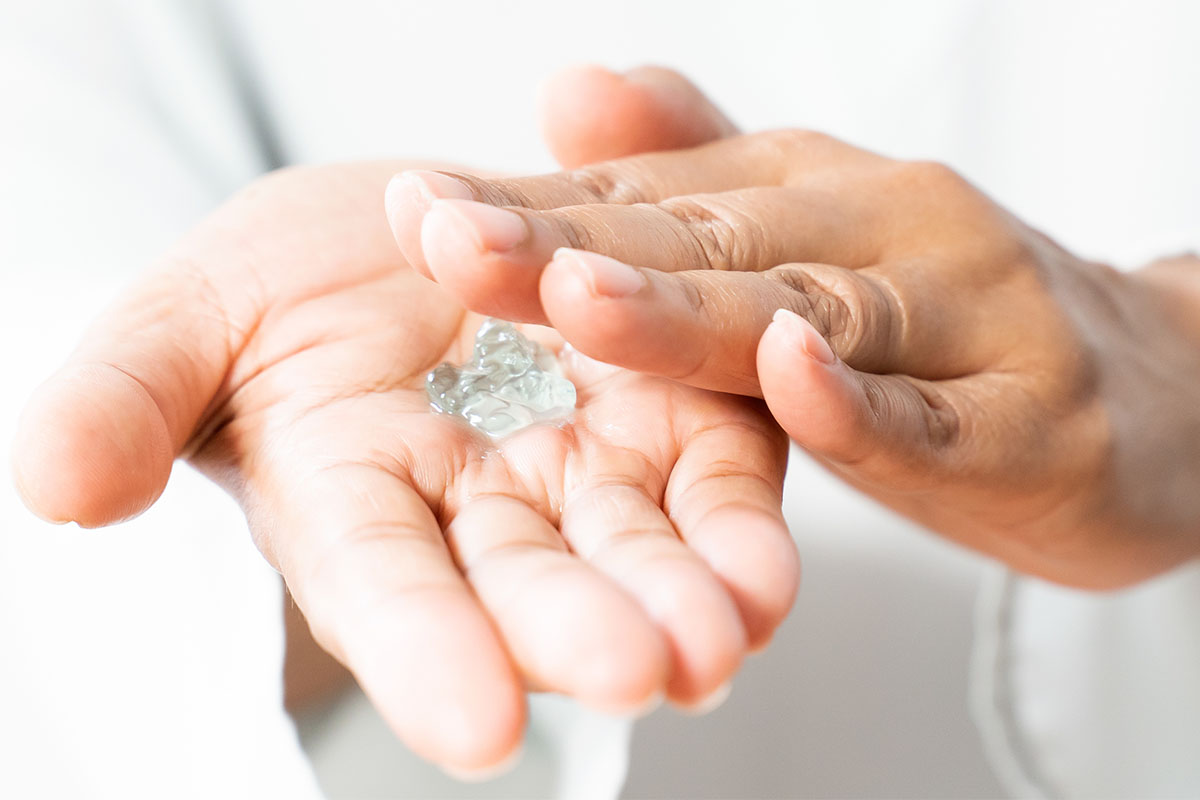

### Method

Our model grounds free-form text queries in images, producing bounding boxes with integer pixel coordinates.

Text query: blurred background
[3,2,1198,798]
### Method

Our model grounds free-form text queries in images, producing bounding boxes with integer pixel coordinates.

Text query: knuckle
[914,383,962,451]
[891,159,969,195]
[765,268,848,337]
[678,273,708,315]
[768,267,895,367]
[760,128,834,156]
[566,165,651,205]
[823,282,872,353]
[808,290,852,344]
[658,196,762,270]
[861,379,962,463]
[1035,316,1103,415]
[859,378,889,428]
[850,274,907,366]
[545,206,602,251]
[751,129,848,180]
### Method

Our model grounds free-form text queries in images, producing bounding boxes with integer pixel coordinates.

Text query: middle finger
[420,184,883,322]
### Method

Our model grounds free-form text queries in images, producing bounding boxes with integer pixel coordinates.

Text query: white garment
[1,1,1197,798]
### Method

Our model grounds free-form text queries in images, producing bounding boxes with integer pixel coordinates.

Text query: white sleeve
[0,0,272,273]
[973,562,1200,799]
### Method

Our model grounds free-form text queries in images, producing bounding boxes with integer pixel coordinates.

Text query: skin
[391,127,1200,591]
[10,67,799,775]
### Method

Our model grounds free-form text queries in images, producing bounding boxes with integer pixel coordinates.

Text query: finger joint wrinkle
[658,198,742,271]
[568,166,649,205]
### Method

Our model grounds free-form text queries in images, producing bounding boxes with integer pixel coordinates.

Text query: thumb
[11,266,239,527]
[757,309,960,480]
[539,65,739,169]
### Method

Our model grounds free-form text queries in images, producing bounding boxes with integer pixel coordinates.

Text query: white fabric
[2,1,1197,798]
[295,690,631,800]
[625,445,1006,798]
[975,565,1200,799]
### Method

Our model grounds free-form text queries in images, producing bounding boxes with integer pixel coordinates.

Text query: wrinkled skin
[392,127,1200,591]
[11,69,798,774]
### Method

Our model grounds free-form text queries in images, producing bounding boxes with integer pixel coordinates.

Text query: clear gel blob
[426,318,577,438]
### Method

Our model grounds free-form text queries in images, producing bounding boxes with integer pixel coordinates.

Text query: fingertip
[344,598,529,775]
[420,201,508,296]
[541,248,593,307]
[432,710,527,781]
[538,65,639,168]
[577,656,669,718]
[687,507,800,649]
[441,742,526,783]
[549,248,646,298]
[426,199,529,254]
[538,64,621,111]
[758,309,817,388]
[551,593,671,717]
[420,200,544,321]
[758,311,864,458]
[629,689,665,718]
[386,171,474,278]
[540,63,733,168]
[540,249,665,373]
[10,435,68,525]
[541,578,671,716]
[587,688,667,723]
[12,363,173,528]
[621,65,738,138]
[673,680,733,716]
[653,568,748,705]
[769,307,838,365]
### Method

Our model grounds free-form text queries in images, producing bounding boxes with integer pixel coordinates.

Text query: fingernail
[677,681,732,716]
[430,198,528,253]
[386,171,473,216]
[441,743,524,783]
[554,248,645,297]
[771,308,837,365]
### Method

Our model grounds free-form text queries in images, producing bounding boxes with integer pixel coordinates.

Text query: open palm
[13,161,797,772]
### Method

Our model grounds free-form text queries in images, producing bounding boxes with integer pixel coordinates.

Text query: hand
[11,71,797,773]
[389,128,1200,589]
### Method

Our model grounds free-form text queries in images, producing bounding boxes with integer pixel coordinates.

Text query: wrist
[1105,254,1200,566]
[1131,253,1200,346]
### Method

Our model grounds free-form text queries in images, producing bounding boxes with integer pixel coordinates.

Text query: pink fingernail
[386,171,473,216]
[771,308,837,365]
[555,248,645,297]
[430,199,528,253]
